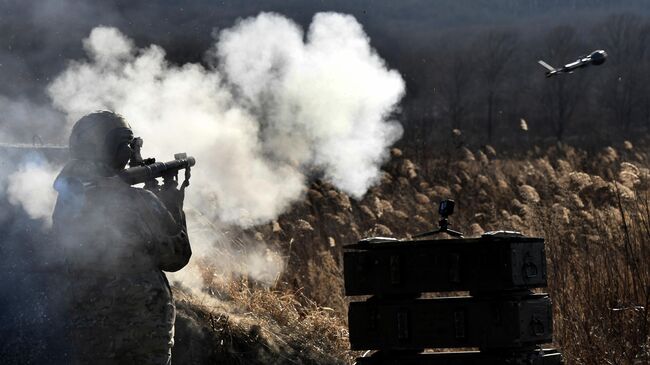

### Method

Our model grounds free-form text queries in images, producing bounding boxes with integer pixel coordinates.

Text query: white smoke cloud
[169,218,285,289]
[32,12,405,291]
[6,157,58,225]
[0,96,67,145]
[47,12,405,225]
[216,13,404,197]
[0,95,66,224]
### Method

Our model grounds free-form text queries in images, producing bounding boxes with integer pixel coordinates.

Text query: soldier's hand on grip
[153,179,185,222]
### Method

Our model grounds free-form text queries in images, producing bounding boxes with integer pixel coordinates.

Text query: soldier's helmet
[69,111,134,171]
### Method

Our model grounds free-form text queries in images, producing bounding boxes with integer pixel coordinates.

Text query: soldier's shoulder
[130,188,169,214]
[128,186,155,197]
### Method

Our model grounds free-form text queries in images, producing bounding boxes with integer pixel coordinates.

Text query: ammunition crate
[344,236,547,296]
[354,349,563,365]
[349,294,553,350]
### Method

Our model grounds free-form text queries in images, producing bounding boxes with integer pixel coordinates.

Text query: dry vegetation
[175,140,649,365]
[172,280,351,365]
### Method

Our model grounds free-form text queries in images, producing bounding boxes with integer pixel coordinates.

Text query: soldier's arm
[139,190,192,272]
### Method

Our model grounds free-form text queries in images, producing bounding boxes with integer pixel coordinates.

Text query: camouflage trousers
[65,271,175,365]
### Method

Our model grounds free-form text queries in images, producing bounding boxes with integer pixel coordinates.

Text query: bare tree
[475,30,519,142]
[538,26,589,141]
[596,14,650,132]
[397,46,440,160]
[438,45,474,132]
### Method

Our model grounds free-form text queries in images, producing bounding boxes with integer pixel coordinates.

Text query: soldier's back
[56,180,175,365]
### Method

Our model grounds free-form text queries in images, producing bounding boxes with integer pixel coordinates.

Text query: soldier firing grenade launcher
[119,137,195,188]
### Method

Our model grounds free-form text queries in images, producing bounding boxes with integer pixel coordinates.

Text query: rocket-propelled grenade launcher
[538,49,607,78]
[119,155,196,185]
[119,137,195,187]
[0,139,195,187]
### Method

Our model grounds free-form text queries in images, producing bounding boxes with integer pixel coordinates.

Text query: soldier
[52,111,191,364]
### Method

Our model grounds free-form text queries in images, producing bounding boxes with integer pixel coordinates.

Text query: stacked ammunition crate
[344,233,563,364]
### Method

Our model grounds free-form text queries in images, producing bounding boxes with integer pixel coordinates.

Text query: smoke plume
[6,157,59,225]
[24,12,404,287]
[48,12,404,226]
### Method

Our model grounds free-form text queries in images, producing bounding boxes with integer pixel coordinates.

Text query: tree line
[391,13,650,155]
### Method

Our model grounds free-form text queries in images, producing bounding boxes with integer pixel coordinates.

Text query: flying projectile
[538,50,607,78]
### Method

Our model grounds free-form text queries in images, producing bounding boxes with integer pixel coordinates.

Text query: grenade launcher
[119,137,195,187]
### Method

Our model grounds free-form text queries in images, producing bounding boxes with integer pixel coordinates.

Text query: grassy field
[175,141,649,365]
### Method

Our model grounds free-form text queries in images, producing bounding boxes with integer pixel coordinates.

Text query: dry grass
[173,277,353,365]
[179,141,650,364]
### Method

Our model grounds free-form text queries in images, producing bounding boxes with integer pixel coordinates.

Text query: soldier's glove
[154,179,186,224]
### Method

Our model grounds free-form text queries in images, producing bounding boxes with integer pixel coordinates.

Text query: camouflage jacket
[52,160,191,365]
